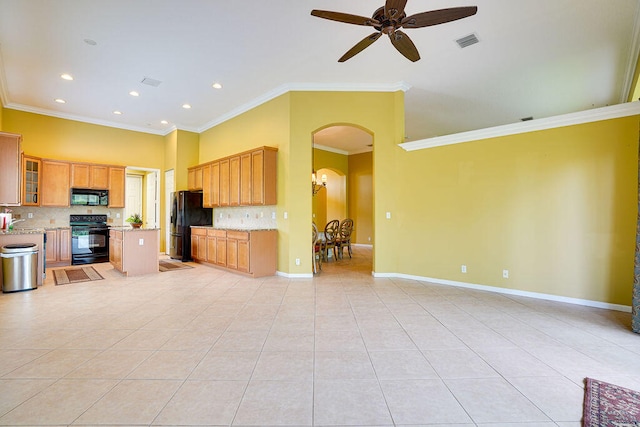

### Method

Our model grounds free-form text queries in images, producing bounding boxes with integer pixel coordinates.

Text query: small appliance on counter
[169,191,212,261]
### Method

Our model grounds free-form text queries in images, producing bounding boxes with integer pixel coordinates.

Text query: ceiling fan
[310,0,477,62]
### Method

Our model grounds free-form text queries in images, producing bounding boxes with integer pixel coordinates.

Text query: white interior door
[145,171,158,228]
[165,169,174,254]
[125,174,143,222]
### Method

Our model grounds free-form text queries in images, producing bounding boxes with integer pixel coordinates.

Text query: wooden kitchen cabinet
[109,229,123,271]
[41,160,71,207]
[45,227,71,267]
[206,228,226,265]
[22,156,41,206]
[191,146,277,208]
[202,164,211,207]
[108,167,125,208]
[229,156,240,206]
[188,166,203,191]
[71,163,109,189]
[0,132,22,206]
[190,227,276,277]
[219,159,230,206]
[190,227,207,261]
[251,147,277,205]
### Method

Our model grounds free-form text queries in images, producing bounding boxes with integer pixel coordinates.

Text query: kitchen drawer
[208,229,226,238]
[227,230,249,241]
[191,227,207,236]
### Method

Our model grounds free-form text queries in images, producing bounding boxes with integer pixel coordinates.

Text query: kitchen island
[109,227,160,276]
[0,229,45,288]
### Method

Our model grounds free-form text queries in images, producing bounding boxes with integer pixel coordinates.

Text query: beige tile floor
[0,245,639,426]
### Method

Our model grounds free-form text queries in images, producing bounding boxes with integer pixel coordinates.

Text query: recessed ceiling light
[83,38,97,46]
[113,110,122,115]
[160,120,169,125]
[182,104,191,109]
[212,82,222,89]
[54,98,66,104]
[60,73,74,81]
[129,91,139,97]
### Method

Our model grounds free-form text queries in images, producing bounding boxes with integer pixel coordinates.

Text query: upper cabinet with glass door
[22,156,41,206]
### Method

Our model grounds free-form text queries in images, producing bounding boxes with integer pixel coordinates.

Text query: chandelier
[312,171,327,195]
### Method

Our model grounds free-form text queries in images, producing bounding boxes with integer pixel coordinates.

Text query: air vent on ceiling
[521,116,534,122]
[141,77,162,87]
[455,33,479,49]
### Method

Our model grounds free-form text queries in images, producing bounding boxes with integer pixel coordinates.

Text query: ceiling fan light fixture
[212,82,222,89]
[54,98,66,104]
[60,73,74,81]
[455,33,479,49]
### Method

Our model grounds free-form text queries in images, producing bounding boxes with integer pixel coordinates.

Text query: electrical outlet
[139,238,144,245]
[284,212,288,219]
[386,212,391,219]
[461,265,467,273]
[245,213,250,219]
[271,212,276,220]
[502,269,509,278]
[116,213,120,218]
[295,258,300,266]
[27,213,33,219]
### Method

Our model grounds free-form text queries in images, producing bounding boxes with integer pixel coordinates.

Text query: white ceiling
[1,0,639,154]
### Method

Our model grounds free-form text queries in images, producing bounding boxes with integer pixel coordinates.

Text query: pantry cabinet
[41,160,71,207]
[0,132,22,206]
[22,156,41,206]
[190,226,276,277]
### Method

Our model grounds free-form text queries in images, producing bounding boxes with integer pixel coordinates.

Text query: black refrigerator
[169,191,212,261]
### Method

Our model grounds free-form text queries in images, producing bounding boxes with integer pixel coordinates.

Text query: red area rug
[583,378,640,426]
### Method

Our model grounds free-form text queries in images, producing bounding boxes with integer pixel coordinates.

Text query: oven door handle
[88,227,108,232]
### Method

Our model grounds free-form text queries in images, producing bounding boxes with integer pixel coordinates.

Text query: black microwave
[70,189,109,206]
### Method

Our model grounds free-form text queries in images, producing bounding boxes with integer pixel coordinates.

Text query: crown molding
[197,81,411,133]
[399,102,640,152]
[621,1,640,102]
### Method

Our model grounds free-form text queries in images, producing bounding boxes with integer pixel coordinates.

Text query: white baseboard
[372,272,632,313]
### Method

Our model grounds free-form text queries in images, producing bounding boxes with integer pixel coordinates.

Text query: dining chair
[312,222,322,273]
[336,218,354,259]
[322,219,340,261]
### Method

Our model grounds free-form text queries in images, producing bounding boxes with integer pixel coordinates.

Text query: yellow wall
[199,95,291,271]
[0,105,4,130]
[174,130,200,191]
[2,110,163,167]
[394,116,639,305]
[348,152,373,244]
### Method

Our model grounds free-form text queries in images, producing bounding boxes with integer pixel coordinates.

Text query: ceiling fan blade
[389,30,420,62]
[384,0,407,19]
[311,10,380,27]
[401,6,478,29]
[338,32,382,62]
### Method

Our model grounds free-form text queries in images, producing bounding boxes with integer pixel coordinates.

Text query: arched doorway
[312,124,373,270]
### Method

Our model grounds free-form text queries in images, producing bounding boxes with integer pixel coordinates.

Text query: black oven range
[70,214,109,265]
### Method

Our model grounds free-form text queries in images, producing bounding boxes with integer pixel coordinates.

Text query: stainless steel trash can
[1,243,38,293]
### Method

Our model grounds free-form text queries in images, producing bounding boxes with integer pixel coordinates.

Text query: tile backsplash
[5,205,278,230]
[7,206,126,228]
[213,206,278,230]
